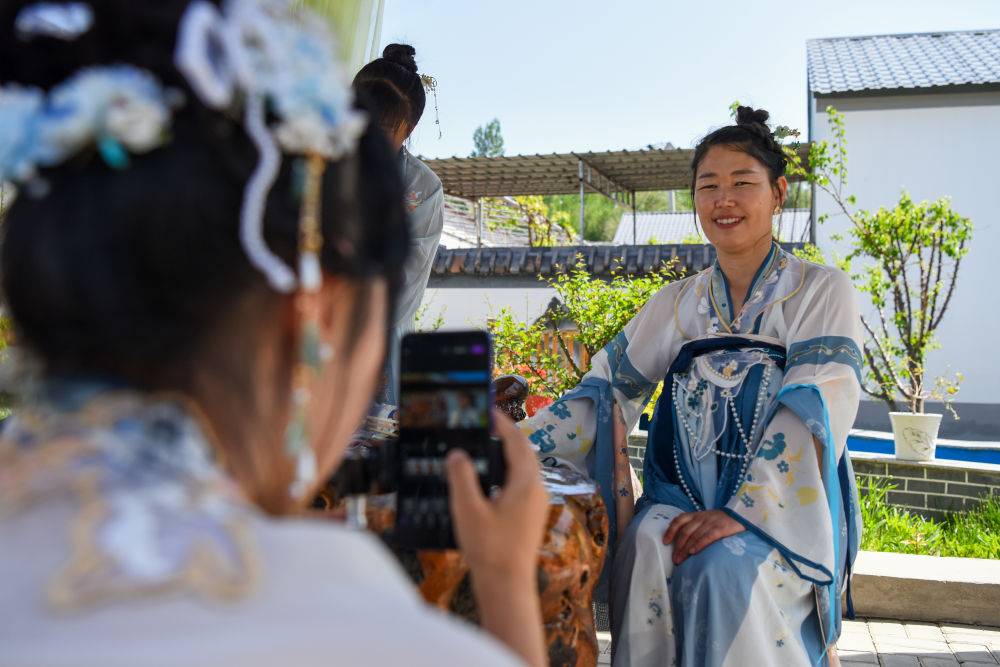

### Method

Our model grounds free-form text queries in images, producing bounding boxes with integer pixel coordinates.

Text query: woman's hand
[662,510,745,565]
[446,409,549,576]
[446,409,549,667]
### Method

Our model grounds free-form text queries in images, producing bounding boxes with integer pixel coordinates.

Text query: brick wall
[851,455,1000,521]
[626,434,1000,521]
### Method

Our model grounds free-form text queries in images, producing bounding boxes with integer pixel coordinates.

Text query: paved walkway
[596,619,1000,665]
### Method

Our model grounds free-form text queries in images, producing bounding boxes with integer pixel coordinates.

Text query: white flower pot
[889,412,942,462]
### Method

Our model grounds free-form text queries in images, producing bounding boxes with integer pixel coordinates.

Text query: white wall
[416,287,557,331]
[811,91,1000,404]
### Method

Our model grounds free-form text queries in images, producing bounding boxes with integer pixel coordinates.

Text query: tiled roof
[612,210,811,245]
[808,29,1000,95]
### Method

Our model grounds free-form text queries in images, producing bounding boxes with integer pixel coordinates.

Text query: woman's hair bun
[735,106,770,128]
[382,43,417,73]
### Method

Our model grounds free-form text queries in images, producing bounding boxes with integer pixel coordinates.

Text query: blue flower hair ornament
[0,65,175,182]
[1,0,367,295]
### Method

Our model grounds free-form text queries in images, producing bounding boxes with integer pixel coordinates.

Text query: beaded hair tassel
[285,153,329,500]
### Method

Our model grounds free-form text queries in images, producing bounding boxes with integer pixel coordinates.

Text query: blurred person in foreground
[0,2,547,665]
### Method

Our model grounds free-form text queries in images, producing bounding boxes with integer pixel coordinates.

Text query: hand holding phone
[446,410,550,667]
[395,331,504,549]
[445,411,550,576]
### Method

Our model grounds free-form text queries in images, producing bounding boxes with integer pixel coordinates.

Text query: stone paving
[595,619,1000,665]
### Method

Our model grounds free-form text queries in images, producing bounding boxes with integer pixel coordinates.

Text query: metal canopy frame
[422,146,809,245]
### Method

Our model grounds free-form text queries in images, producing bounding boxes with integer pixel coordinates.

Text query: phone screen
[399,332,491,436]
[396,331,496,549]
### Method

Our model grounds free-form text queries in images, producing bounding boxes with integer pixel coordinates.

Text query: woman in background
[354,43,444,404]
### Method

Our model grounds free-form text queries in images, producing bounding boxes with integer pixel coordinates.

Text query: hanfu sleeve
[379,182,444,403]
[394,184,444,334]
[723,267,863,640]
[517,283,680,547]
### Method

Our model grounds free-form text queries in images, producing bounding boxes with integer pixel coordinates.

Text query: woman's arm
[516,281,679,473]
[447,412,549,667]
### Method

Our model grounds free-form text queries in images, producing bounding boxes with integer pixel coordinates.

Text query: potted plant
[786,108,973,461]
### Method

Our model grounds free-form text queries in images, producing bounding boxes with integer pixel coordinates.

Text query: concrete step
[852,550,1000,626]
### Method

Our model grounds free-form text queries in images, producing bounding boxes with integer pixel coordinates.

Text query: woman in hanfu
[519,107,863,666]
[353,44,445,404]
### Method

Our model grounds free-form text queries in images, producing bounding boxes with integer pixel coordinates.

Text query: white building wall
[416,287,557,331]
[811,91,1000,405]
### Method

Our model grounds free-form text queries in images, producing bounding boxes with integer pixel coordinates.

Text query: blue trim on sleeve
[786,336,863,386]
[720,507,835,586]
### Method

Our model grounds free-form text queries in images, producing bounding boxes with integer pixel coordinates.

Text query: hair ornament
[15,2,94,41]
[175,0,365,161]
[420,73,442,139]
[175,0,366,292]
[0,66,177,183]
[1,0,362,294]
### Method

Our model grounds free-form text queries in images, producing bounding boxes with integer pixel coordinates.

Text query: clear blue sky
[377,0,1000,159]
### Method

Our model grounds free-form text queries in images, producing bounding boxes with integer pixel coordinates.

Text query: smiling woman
[692,108,789,314]
[518,107,864,665]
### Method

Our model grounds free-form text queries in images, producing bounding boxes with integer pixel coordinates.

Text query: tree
[482,195,575,247]
[489,256,679,400]
[471,118,505,158]
[786,107,971,415]
[544,193,620,242]
[543,191,688,243]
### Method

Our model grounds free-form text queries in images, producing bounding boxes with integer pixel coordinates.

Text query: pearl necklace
[670,361,775,510]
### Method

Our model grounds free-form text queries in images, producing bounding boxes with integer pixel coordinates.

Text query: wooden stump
[356,468,608,667]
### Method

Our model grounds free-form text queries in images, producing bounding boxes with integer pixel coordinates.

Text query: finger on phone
[446,448,488,524]
[492,410,537,481]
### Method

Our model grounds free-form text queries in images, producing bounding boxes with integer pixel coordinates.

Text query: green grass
[858,476,1000,559]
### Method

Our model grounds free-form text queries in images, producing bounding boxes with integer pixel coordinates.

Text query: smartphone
[394,330,504,550]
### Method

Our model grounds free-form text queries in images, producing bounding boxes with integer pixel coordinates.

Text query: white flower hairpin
[1,0,365,295]
[15,2,94,41]
[176,0,366,293]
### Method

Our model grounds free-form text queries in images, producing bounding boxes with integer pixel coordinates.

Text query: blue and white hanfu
[519,244,863,666]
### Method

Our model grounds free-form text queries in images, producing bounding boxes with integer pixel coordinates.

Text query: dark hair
[0,0,410,388]
[690,106,787,193]
[352,43,426,137]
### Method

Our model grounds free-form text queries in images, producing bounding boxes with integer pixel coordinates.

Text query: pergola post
[631,191,637,245]
[578,160,585,242]
[475,197,483,248]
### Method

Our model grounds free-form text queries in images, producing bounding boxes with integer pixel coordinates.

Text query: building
[808,29,1000,437]
[421,244,725,331]
[610,210,811,246]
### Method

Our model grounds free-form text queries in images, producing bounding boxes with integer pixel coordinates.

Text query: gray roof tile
[808,29,1000,95]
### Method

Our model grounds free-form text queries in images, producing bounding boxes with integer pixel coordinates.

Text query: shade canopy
[422,146,810,199]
